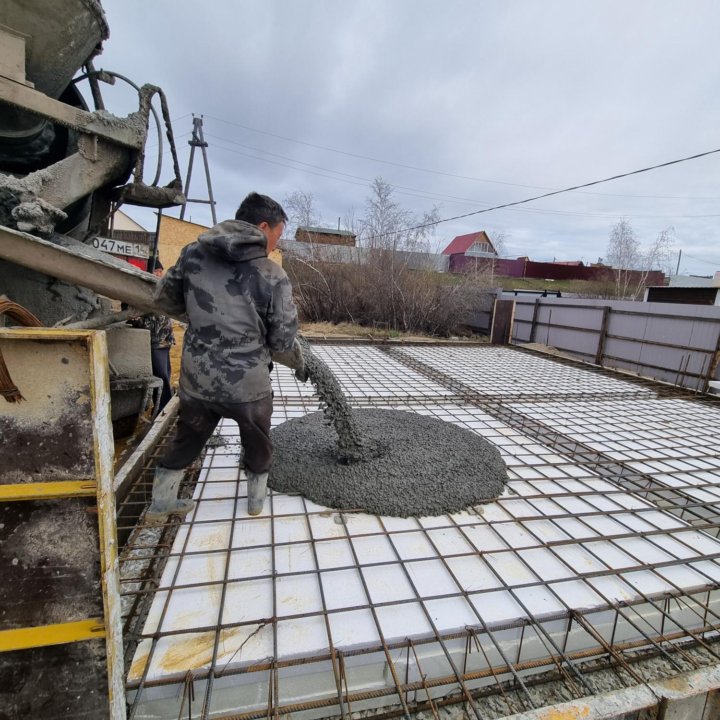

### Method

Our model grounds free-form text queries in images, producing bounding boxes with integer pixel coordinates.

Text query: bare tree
[489,230,509,258]
[342,206,358,236]
[487,229,509,285]
[357,177,440,252]
[635,227,674,293]
[606,219,673,299]
[284,190,321,241]
[283,178,489,335]
[284,180,491,335]
[606,218,640,298]
[353,178,441,329]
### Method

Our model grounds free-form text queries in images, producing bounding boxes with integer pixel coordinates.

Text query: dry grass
[285,256,487,336]
[300,321,434,340]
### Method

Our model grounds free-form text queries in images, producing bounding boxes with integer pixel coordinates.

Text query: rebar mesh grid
[118,343,720,720]
[395,345,658,400]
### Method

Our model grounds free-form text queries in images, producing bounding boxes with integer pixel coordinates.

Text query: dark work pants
[151,346,173,411]
[160,393,274,474]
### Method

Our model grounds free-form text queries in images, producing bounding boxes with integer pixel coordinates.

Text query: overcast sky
[95,0,720,275]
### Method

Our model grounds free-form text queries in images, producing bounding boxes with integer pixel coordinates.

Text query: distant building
[441,231,498,258]
[295,226,356,247]
[112,209,147,233]
[645,274,720,305]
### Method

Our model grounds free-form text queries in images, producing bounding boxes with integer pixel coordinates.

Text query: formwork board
[511,297,720,391]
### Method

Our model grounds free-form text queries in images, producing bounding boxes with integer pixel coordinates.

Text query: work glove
[272,338,309,383]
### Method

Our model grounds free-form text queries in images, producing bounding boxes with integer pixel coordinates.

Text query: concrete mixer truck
[0,3,188,717]
[0,0,186,435]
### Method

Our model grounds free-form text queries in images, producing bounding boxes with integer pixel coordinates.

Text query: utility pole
[180,115,217,225]
[675,248,682,275]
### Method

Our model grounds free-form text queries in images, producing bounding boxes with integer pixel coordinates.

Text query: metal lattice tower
[179,115,217,225]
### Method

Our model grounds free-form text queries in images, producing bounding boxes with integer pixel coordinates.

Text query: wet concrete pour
[270,408,508,517]
[270,340,508,517]
[296,336,367,463]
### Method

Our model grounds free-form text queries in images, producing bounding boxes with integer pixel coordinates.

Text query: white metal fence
[512,297,720,392]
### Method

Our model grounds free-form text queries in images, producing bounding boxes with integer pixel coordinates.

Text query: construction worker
[147,192,306,520]
[127,260,175,412]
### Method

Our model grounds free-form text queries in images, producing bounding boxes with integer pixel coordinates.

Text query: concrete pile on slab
[270,408,508,517]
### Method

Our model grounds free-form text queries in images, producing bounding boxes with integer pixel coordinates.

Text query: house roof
[667,275,716,288]
[649,283,719,291]
[297,226,356,237]
[441,231,494,255]
[112,209,147,232]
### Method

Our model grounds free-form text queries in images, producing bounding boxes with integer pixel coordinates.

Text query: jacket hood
[197,219,267,262]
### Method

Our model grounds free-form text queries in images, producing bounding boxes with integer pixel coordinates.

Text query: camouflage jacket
[128,313,175,349]
[154,220,298,403]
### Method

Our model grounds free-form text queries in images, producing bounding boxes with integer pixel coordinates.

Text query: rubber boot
[246,471,268,516]
[146,466,195,521]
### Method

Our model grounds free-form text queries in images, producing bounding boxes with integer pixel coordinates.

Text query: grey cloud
[98,0,720,275]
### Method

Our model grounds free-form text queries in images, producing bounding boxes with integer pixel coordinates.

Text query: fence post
[490,299,515,345]
[529,299,541,343]
[703,328,720,393]
[595,305,611,366]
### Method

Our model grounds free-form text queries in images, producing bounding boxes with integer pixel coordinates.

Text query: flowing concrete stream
[269,342,508,517]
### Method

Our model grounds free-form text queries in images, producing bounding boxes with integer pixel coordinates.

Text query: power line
[145,130,192,150]
[208,133,720,222]
[681,251,720,266]
[205,114,544,187]
[361,146,720,240]
[204,114,720,201]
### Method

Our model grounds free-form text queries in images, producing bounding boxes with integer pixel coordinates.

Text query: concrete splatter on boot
[146,466,195,521]
[246,471,268,516]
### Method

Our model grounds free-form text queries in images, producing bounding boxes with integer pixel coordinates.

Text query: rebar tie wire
[0,296,43,402]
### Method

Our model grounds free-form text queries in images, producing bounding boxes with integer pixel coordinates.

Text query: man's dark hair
[235,192,288,227]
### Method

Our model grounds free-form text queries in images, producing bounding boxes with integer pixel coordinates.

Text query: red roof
[442,231,494,255]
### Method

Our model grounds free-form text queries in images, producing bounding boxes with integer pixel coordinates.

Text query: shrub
[285,252,490,337]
